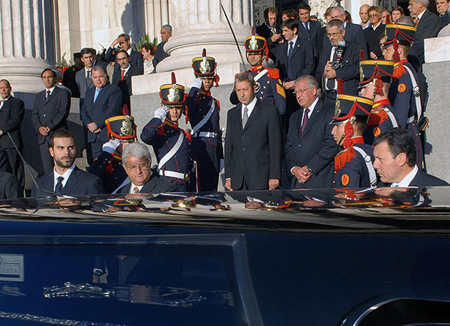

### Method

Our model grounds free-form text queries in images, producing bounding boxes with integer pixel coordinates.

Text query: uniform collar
[164,120,179,128]
[373,98,390,108]
[250,64,264,72]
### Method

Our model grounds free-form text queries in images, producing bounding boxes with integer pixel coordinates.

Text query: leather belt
[192,131,218,138]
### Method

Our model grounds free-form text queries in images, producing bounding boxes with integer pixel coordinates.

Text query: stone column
[144,0,170,40]
[155,0,253,75]
[0,0,55,93]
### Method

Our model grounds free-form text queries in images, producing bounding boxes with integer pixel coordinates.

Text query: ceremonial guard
[186,49,222,191]
[88,115,136,194]
[383,23,425,169]
[141,73,191,192]
[230,33,286,117]
[331,93,377,188]
[359,59,398,145]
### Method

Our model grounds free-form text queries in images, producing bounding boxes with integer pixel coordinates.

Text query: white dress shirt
[391,165,419,187]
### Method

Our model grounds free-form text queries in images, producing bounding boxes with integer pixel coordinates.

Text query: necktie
[326,48,338,90]
[94,88,101,103]
[288,41,294,58]
[301,108,310,134]
[55,176,64,196]
[304,22,310,32]
[132,187,139,194]
[46,90,51,102]
[242,106,249,128]
[86,69,91,79]
[121,69,126,81]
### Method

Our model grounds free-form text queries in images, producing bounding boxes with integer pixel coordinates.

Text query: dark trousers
[323,90,337,108]
[39,141,54,175]
[88,140,104,166]
[4,148,24,187]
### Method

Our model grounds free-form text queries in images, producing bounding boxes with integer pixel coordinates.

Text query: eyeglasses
[294,88,312,94]
[327,32,342,37]
[126,162,150,172]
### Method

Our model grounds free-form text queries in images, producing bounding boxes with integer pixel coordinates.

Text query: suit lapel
[299,99,322,140]
[63,167,78,195]
[291,38,302,58]
[93,84,108,107]
[237,105,244,132]
[243,101,262,132]
[46,87,59,105]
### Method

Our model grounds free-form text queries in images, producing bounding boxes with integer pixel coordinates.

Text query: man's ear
[48,146,54,158]
[397,152,408,166]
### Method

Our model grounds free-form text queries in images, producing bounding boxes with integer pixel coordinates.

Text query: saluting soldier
[186,49,222,191]
[141,73,191,192]
[383,20,425,169]
[359,59,398,145]
[88,115,136,194]
[230,33,286,117]
[331,94,377,189]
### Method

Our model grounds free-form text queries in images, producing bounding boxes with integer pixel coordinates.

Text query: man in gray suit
[31,68,71,174]
[75,48,96,109]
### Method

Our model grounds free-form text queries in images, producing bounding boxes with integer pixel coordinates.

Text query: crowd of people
[0,0,449,201]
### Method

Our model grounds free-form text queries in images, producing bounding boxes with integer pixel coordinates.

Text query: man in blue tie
[81,66,122,164]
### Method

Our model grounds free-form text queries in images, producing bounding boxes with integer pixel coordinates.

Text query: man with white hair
[116,142,178,194]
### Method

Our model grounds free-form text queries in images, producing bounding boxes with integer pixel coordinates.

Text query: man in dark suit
[105,33,144,75]
[297,2,321,67]
[116,142,178,194]
[285,75,338,189]
[409,0,441,63]
[0,79,25,186]
[76,48,96,109]
[316,19,361,107]
[328,6,367,55]
[276,19,315,119]
[224,72,282,191]
[0,148,22,199]
[31,128,104,197]
[374,128,448,187]
[111,50,140,113]
[256,7,283,62]
[153,25,172,72]
[31,68,71,175]
[80,66,122,164]
[436,0,450,27]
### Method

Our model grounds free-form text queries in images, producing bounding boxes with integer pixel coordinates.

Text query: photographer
[315,19,361,107]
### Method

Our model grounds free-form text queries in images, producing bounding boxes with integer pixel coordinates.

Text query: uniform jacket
[141,118,191,180]
[334,143,375,189]
[31,86,71,145]
[276,36,315,81]
[285,99,339,189]
[31,166,105,197]
[229,66,286,115]
[364,100,398,146]
[0,97,24,149]
[80,83,122,144]
[88,151,127,194]
[315,40,361,96]
[225,99,282,190]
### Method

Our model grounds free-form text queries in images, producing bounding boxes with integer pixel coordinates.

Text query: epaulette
[334,146,356,171]
[267,68,280,79]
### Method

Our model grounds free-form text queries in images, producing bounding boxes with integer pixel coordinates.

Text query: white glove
[190,77,203,90]
[102,139,121,154]
[154,106,169,121]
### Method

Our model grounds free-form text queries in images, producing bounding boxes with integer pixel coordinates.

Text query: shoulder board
[267,68,280,79]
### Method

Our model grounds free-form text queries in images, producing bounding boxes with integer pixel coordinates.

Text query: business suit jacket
[31,166,105,197]
[315,40,361,95]
[276,37,315,82]
[31,86,71,145]
[75,68,94,100]
[364,23,385,59]
[298,20,321,58]
[152,42,169,71]
[285,99,339,189]
[322,22,368,56]
[378,169,449,187]
[111,65,140,109]
[80,83,122,144]
[225,99,282,190]
[0,97,24,149]
[256,23,283,61]
[416,9,441,40]
[106,47,144,75]
[116,172,179,194]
